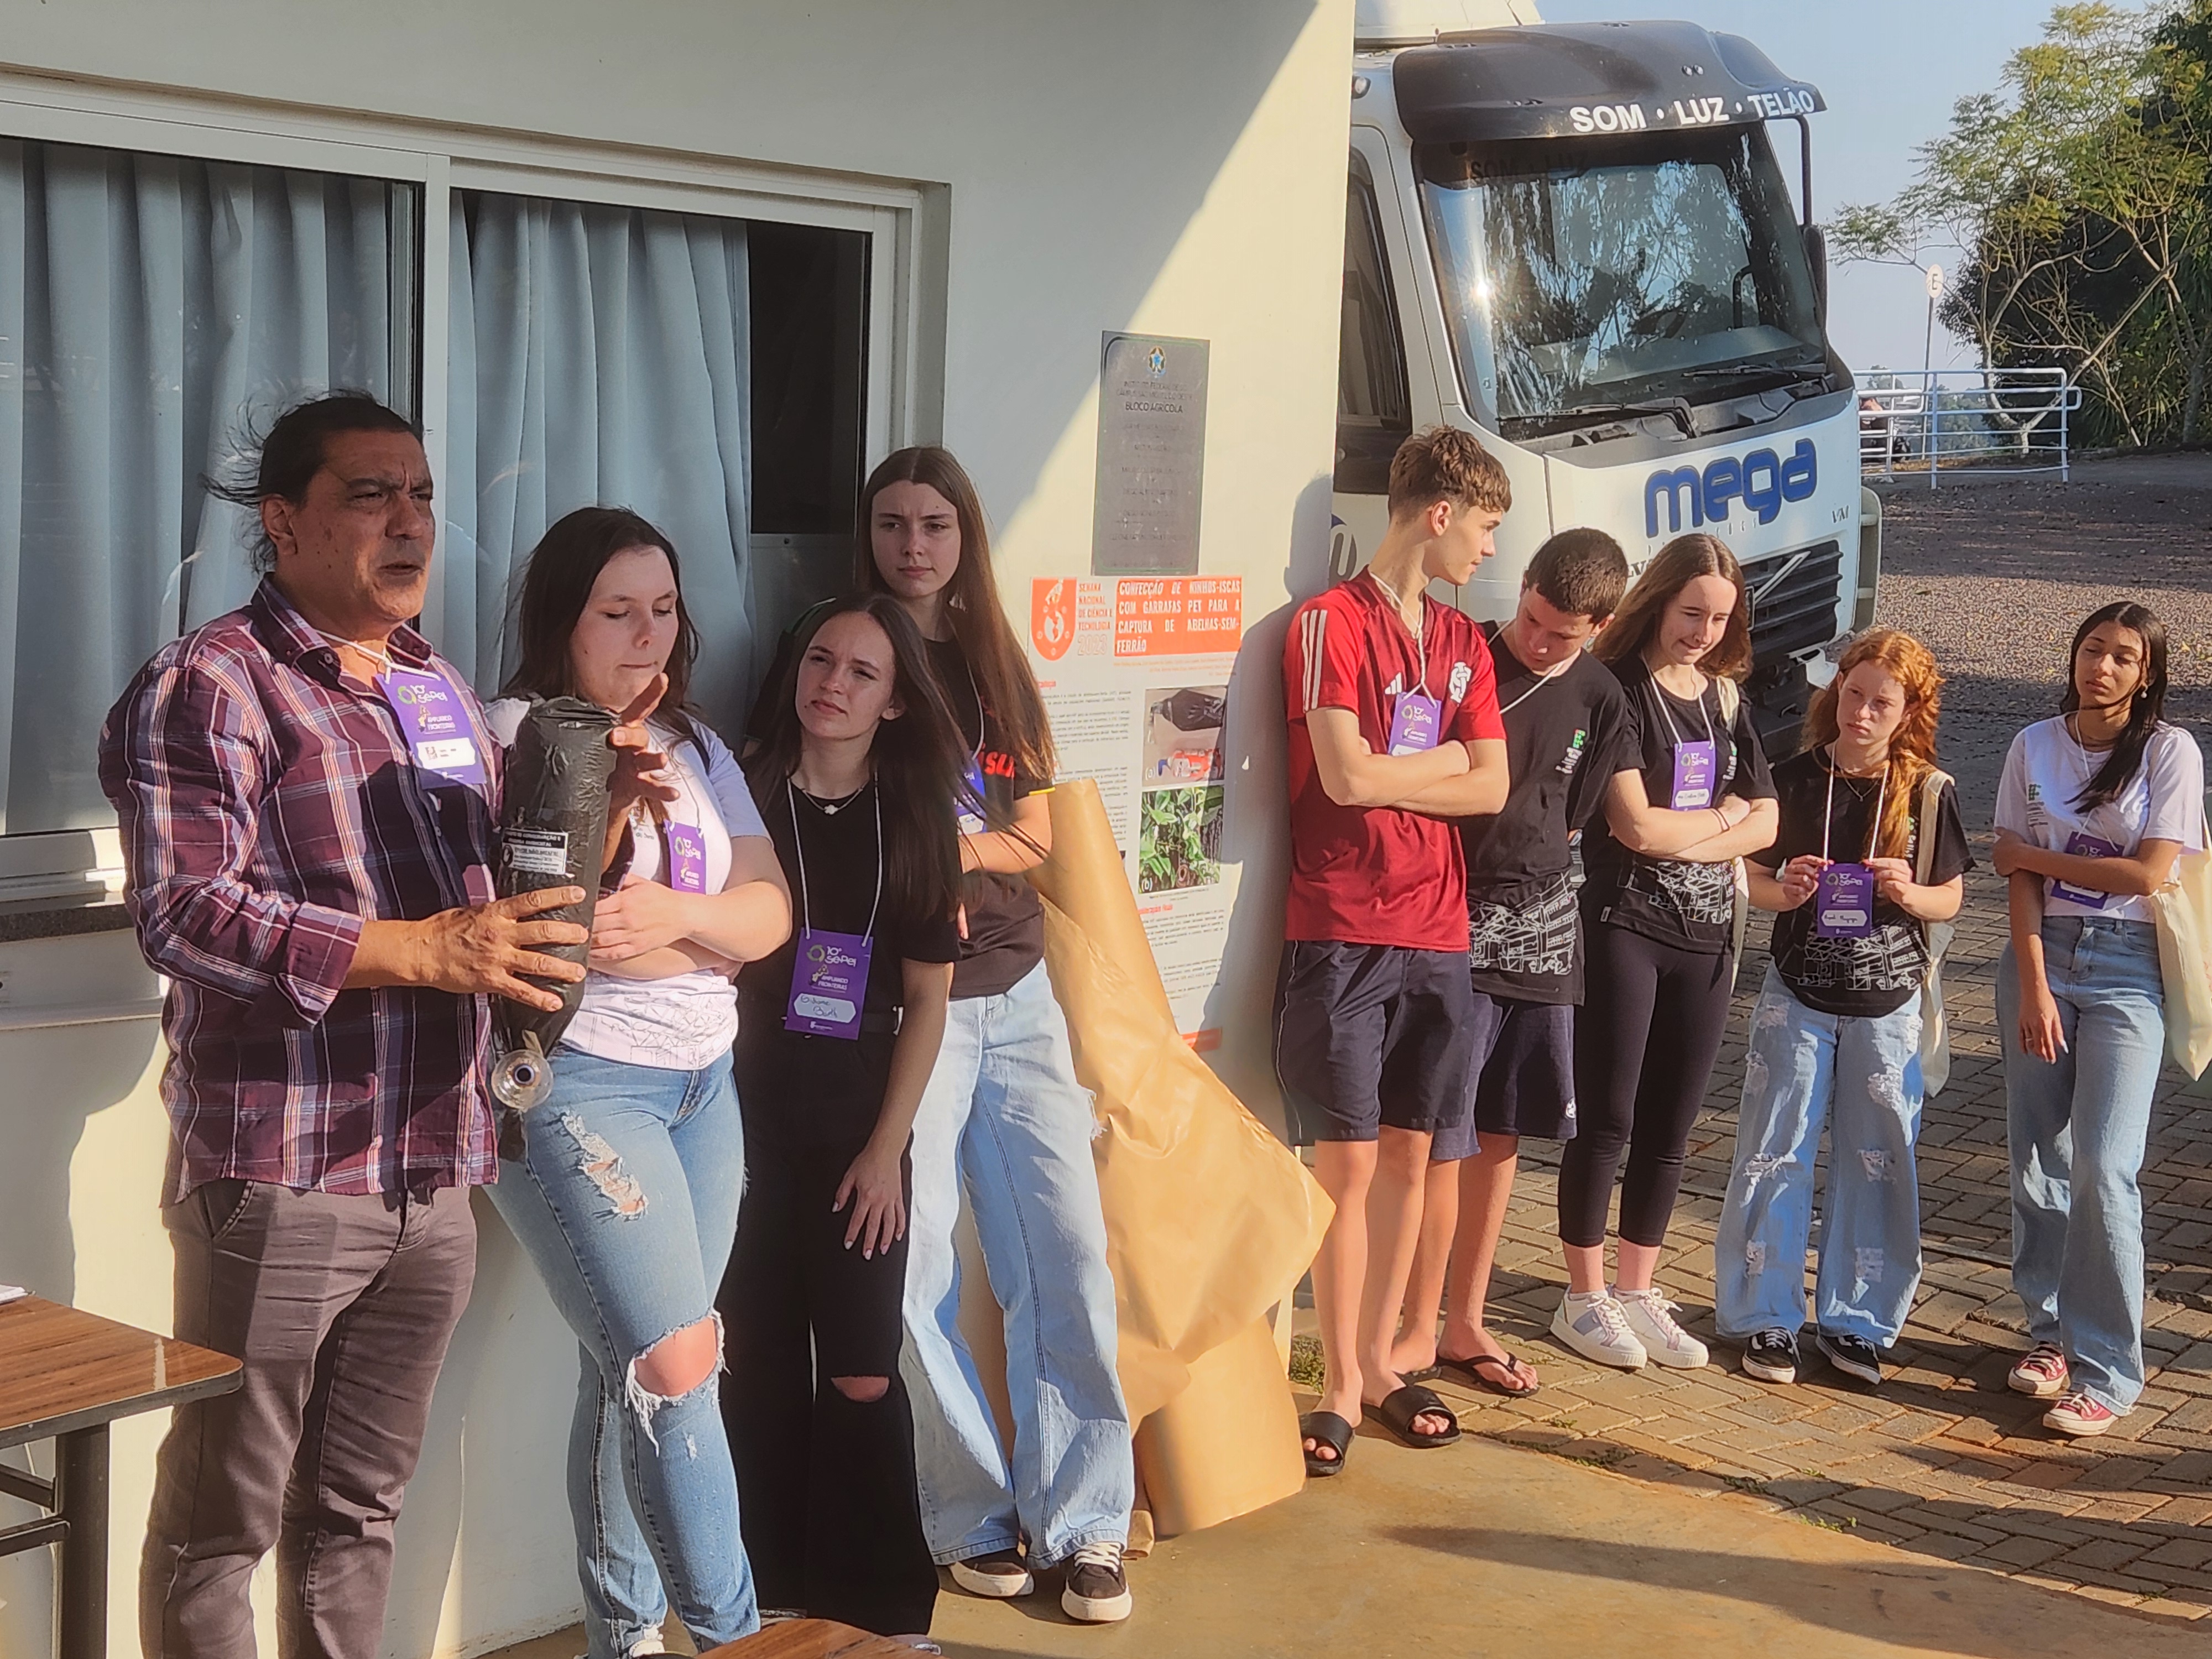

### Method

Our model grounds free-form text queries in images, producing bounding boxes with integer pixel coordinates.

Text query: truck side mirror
[1802,223,1829,326]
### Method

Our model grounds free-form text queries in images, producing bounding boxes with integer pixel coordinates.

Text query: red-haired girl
[1716,629,1971,1389]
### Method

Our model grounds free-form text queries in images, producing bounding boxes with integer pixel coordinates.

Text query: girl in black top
[718,594,963,1644]
[1554,533,1778,1374]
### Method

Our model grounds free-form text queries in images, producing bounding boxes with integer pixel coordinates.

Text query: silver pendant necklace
[794,779,870,816]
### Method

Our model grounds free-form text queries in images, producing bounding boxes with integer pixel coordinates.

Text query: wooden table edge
[0,1361,243,1451]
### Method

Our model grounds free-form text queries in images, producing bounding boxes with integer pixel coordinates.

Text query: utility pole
[1923,263,1944,490]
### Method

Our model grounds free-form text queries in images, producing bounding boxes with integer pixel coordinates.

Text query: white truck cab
[1334,0,1881,747]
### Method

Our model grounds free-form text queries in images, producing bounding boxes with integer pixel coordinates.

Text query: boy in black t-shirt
[1392,530,1637,1397]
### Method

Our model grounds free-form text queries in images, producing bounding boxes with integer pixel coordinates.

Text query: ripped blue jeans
[487,1044,754,1658]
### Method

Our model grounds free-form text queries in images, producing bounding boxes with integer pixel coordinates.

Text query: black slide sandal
[1371,1384,1461,1448]
[1300,1410,1354,1478]
[1436,1351,1541,1399]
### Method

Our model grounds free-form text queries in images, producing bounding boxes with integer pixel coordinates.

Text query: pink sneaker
[2044,1389,2120,1437]
[2007,1343,2069,1398]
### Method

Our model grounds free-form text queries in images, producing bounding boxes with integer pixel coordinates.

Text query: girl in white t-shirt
[484,507,792,1658]
[1992,601,2204,1439]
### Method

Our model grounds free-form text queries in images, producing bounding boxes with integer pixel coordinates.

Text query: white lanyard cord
[1368,569,1429,697]
[1822,748,1888,865]
[1493,627,1575,717]
[1650,672,1717,750]
[786,778,884,944]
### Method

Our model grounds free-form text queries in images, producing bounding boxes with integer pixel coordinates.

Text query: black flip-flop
[1300,1410,1354,1478]
[1370,1384,1461,1448]
[1436,1350,1541,1399]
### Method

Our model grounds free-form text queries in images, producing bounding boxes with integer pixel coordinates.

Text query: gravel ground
[1869,452,2212,820]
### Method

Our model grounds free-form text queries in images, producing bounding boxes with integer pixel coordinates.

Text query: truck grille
[1745,539,1843,665]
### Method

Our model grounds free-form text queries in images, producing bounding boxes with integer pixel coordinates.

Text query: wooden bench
[698,1618,918,1658]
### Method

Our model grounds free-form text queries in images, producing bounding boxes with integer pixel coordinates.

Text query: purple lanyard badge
[378,665,488,794]
[1388,690,1442,755]
[2052,830,2122,908]
[957,754,988,836]
[784,779,883,1041]
[1814,752,1885,940]
[662,820,708,895]
[1653,679,1721,810]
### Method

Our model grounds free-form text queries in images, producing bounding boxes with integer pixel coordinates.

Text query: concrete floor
[491,1428,2206,1659]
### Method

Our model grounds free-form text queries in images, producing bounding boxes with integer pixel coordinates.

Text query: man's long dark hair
[853,446,1058,781]
[205,390,420,573]
[502,507,704,751]
[745,593,964,933]
[2062,601,2170,810]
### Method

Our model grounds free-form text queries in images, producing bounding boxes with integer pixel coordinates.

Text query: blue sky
[1537,0,2164,373]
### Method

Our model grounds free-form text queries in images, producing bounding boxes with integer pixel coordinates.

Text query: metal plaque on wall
[1092,332,1209,575]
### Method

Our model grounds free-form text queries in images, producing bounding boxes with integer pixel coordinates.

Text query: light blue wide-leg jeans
[1715,968,1926,1344]
[899,961,1134,1569]
[487,1046,754,1658]
[1999,915,2166,1413]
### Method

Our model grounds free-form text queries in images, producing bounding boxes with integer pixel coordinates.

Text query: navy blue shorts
[1431,993,1579,1162]
[1274,941,1478,1145]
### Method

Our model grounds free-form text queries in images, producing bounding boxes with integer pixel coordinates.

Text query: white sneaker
[1614,1288,1710,1369]
[1550,1290,1648,1369]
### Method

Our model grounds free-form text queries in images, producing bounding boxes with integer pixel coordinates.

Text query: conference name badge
[665,823,708,894]
[785,927,874,1041]
[379,666,487,793]
[2051,830,2121,908]
[1388,691,1442,755]
[1814,862,1875,939]
[1670,738,1718,810]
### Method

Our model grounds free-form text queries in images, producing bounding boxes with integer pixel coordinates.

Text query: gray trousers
[139,1180,478,1659]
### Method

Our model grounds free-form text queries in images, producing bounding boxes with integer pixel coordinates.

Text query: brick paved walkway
[1407,856,2212,1625]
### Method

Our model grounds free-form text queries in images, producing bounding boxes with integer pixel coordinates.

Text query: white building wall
[0,3,1352,1653]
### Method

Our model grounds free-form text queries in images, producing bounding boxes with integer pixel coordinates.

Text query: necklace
[792,778,870,816]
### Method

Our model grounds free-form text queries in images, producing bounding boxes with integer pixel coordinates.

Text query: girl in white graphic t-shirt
[1993,601,2205,1438]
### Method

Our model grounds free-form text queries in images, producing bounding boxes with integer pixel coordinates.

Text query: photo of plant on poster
[1138,783,1224,894]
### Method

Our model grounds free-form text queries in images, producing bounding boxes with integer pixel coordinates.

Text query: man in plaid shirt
[100,393,592,1659]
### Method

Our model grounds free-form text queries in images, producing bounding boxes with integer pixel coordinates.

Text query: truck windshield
[1417,126,1826,432]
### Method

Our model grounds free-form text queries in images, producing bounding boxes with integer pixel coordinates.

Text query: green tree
[1834,2,2212,446]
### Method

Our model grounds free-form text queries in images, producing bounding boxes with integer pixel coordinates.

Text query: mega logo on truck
[1644,439,1819,539]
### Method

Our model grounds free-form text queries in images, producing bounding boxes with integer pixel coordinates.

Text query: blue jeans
[1714,969,1926,1344]
[898,961,1133,1568]
[1999,915,2166,1413]
[486,1046,755,1658]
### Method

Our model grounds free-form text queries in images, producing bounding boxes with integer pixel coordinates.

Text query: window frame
[0,70,928,908]
[1334,150,1412,497]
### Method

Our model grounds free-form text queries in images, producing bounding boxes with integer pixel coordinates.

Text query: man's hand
[608,674,680,818]
[350,887,588,1011]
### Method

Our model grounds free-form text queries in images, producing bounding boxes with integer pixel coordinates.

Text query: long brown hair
[1801,628,1943,860]
[854,447,1057,781]
[503,506,703,751]
[1595,532,1754,682]
[744,594,965,933]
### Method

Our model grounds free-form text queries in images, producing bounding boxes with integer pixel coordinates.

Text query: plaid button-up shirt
[99,580,502,1204]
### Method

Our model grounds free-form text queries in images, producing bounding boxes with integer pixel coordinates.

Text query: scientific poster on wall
[1029,574,1241,1045]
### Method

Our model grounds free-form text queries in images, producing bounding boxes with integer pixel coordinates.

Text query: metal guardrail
[1856,367,2081,486]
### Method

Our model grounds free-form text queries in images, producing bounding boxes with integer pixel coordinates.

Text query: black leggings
[1558,919,1735,1250]
[719,1027,937,1636]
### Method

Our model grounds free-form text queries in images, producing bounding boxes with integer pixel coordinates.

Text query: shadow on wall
[1203,472,1343,1138]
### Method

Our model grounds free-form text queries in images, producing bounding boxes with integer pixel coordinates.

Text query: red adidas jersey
[1282,571,1504,951]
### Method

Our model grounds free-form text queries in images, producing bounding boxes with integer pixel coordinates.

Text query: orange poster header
[1032,576,1241,660]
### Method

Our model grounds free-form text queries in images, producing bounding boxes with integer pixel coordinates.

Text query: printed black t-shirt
[1579,657,1776,954]
[1460,625,1640,1004]
[738,776,961,1022]
[1756,748,1974,1018]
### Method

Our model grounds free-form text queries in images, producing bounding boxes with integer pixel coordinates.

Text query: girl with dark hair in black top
[719,593,964,1644]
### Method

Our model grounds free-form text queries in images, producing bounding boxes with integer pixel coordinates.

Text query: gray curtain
[437,192,754,734]
[0,139,406,834]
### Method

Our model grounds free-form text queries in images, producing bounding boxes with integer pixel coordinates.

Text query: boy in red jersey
[1277,427,1510,1474]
